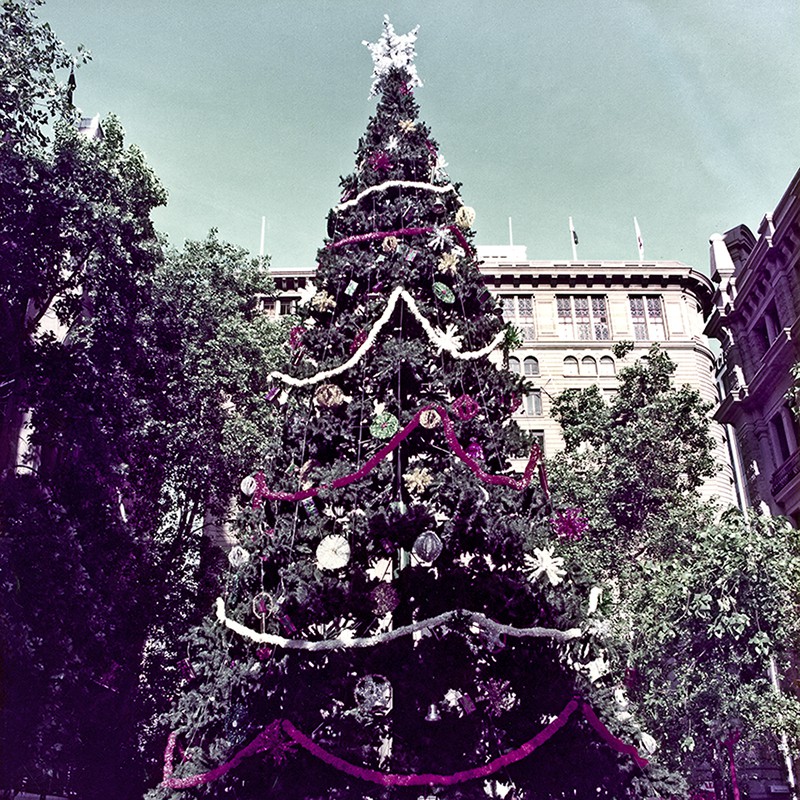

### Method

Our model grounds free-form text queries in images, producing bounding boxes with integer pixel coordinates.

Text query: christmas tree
[150,18,655,800]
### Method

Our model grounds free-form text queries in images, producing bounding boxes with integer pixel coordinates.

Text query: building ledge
[772,447,800,500]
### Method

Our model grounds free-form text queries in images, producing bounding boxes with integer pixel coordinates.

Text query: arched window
[563,356,579,376]
[599,356,616,376]
[581,356,597,376]
[508,357,521,375]
[523,356,540,377]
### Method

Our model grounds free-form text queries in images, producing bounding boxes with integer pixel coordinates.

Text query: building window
[508,357,521,375]
[530,430,545,456]
[772,413,791,463]
[257,296,276,315]
[629,295,665,340]
[522,389,543,416]
[279,298,295,315]
[563,356,579,375]
[556,295,610,340]
[500,294,536,342]
[581,356,598,376]
[523,356,540,376]
[599,355,616,376]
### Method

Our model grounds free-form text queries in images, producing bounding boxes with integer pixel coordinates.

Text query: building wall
[266,257,738,508]
[478,250,737,507]
[705,168,800,525]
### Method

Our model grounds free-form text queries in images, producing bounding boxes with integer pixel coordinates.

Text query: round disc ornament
[452,393,480,421]
[316,534,351,570]
[455,205,476,230]
[413,530,443,563]
[370,411,400,439]
[419,409,441,429]
[382,236,399,253]
[355,674,393,716]
[228,545,251,569]
[240,475,258,497]
[314,383,344,408]
[432,282,456,304]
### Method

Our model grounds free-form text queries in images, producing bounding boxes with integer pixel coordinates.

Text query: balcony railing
[772,447,800,495]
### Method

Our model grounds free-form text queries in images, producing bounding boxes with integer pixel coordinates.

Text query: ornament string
[269,286,505,388]
[334,180,457,212]
[215,598,582,650]
[250,405,547,505]
[160,698,648,790]
[327,224,472,256]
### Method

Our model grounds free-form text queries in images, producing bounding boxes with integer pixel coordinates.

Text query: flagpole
[259,216,266,262]
[508,217,514,247]
[634,216,644,261]
[569,217,578,261]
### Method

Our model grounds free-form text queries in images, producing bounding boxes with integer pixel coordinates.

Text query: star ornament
[363,16,422,97]
[523,547,567,586]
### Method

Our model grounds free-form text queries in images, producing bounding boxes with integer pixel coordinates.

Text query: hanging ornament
[370,583,400,615]
[403,466,433,494]
[370,411,400,439]
[424,704,441,722]
[315,534,351,570]
[314,383,345,408]
[455,205,476,230]
[240,475,258,497]
[252,591,277,619]
[349,329,368,354]
[265,385,282,403]
[551,507,589,541]
[256,645,273,661]
[404,248,419,263]
[477,679,518,717]
[228,545,251,569]
[458,693,476,715]
[301,496,319,518]
[419,409,441,429]
[354,674,393,716]
[413,530,443,563]
[345,279,359,296]
[432,281,456,304]
[398,119,417,133]
[279,613,297,634]
[437,252,459,275]
[311,290,336,312]
[386,134,400,151]
[466,439,485,462]
[382,236,399,253]
[368,151,393,172]
[452,393,480,421]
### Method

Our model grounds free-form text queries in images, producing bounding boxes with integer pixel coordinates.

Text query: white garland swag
[215,597,582,651]
[335,180,457,213]
[269,286,506,388]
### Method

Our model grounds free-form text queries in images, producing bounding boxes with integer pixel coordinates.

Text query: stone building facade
[705,168,800,526]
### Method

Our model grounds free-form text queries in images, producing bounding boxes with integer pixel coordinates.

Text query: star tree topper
[363,15,422,97]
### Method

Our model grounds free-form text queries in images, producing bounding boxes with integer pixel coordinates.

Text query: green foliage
[0,0,89,150]
[550,345,800,795]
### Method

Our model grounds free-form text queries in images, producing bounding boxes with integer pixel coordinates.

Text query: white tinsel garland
[335,181,457,213]
[269,286,506,388]
[215,598,581,651]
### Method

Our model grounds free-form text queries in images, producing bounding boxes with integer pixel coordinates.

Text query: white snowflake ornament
[363,16,422,97]
[432,323,463,353]
[523,547,567,586]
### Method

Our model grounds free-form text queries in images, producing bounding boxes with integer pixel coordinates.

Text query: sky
[40,1,800,273]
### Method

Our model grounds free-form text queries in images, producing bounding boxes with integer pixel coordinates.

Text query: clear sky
[40,1,800,272]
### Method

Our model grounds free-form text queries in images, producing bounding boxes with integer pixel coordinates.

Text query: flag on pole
[569,217,578,260]
[634,217,644,260]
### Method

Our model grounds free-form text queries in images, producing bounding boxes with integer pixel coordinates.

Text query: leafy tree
[147,20,661,800]
[549,345,800,798]
[0,4,287,795]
